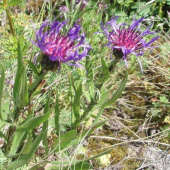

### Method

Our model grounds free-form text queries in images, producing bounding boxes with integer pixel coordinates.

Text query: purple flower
[59,6,68,18]
[59,6,68,13]
[30,20,91,68]
[101,16,159,71]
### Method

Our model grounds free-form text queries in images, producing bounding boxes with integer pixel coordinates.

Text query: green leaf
[19,66,29,107]
[52,130,77,151]
[13,39,24,106]
[73,83,82,124]
[13,65,24,107]
[75,7,98,20]
[0,2,4,9]
[85,57,93,83]
[82,90,91,103]
[63,161,91,170]
[93,108,104,125]
[131,2,145,9]
[68,73,77,127]
[42,95,51,153]
[85,57,94,100]
[21,133,32,154]
[101,57,110,81]
[7,130,45,170]
[28,71,47,97]
[83,148,113,161]
[55,90,60,135]
[89,82,94,100]
[138,5,151,17]
[101,73,128,108]
[68,72,76,92]
[67,121,106,148]
[16,110,51,132]
[98,89,110,106]
[25,60,39,76]
[9,131,26,154]
[0,64,5,120]
[62,149,113,170]
[9,0,22,6]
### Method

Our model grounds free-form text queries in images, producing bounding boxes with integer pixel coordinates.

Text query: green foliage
[7,130,46,170]
[100,73,128,108]
[0,0,167,169]
[0,64,5,120]
[16,110,51,132]
[9,0,22,7]
[0,149,7,170]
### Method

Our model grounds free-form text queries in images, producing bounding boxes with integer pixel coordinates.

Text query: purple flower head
[59,6,68,13]
[101,16,159,72]
[30,20,91,69]
[59,6,68,18]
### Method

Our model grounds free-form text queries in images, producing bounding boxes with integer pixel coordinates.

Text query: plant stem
[13,70,47,122]
[3,0,15,36]
[29,70,47,98]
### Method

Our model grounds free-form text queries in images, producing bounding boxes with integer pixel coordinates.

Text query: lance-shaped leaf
[52,130,77,152]
[21,132,33,154]
[25,60,39,76]
[16,110,51,132]
[9,131,26,155]
[100,73,128,108]
[47,161,91,170]
[50,148,113,170]
[55,90,60,135]
[68,72,76,92]
[73,82,82,124]
[9,0,22,6]
[19,66,29,107]
[0,64,5,120]
[13,41,23,106]
[98,88,110,106]
[68,73,75,126]
[67,120,106,148]
[86,57,94,100]
[29,71,47,97]
[85,57,93,83]
[13,38,29,111]
[42,95,50,153]
[93,108,104,125]
[99,57,110,82]
[7,130,46,170]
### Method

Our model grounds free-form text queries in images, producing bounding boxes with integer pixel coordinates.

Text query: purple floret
[101,16,159,72]
[30,20,91,67]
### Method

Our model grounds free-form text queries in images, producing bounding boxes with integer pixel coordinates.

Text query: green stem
[70,0,74,13]
[3,0,15,36]
[13,70,47,122]
[79,100,95,124]
[29,70,48,97]
[50,0,53,21]
[108,57,121,72]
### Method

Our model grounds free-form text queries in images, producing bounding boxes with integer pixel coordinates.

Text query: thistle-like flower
[101,16,159,71]
[30,20,91,70]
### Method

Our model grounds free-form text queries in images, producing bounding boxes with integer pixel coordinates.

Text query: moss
[122,159,141,170]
